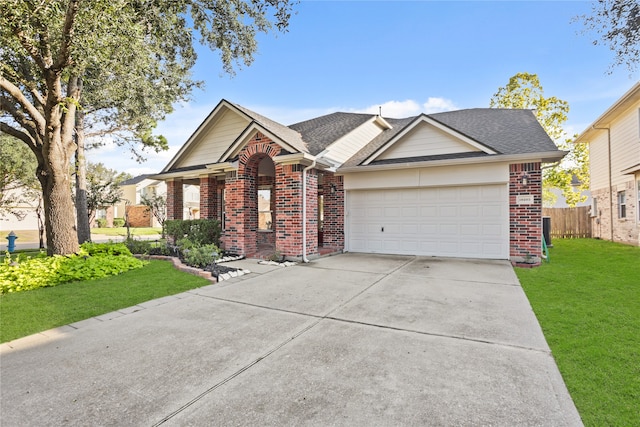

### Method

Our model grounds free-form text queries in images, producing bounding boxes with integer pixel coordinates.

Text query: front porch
[165,132,345,260]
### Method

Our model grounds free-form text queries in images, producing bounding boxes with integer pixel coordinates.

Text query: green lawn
[91,227,162,237]
[0,260,210,343]
[516,238,640,426]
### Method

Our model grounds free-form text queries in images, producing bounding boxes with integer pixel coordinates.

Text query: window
[618,191,626,218]
[258,187,272,230]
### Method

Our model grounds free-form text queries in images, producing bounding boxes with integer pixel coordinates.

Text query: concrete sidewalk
[0,254,582,426]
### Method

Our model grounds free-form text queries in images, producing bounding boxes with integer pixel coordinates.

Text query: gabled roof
[162,99,307,173]
[341,109,559,168]
[231,102,307,153]
[289,112,375,155]
[575,81,640,143]
[157,101,563,179]
[119,174,153,186]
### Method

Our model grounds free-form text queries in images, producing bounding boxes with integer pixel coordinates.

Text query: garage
[346,184,509,259]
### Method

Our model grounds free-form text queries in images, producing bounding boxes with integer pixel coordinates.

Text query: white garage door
[347,185,509,259]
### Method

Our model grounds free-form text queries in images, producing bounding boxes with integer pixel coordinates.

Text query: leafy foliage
[0,0,295,255]
[84,162,128,224]
[490,73,589,207]
[140,193,167,233]
[578,0,640,73]
[165,219,221,246]
[183,244,220,268]
[0,242,145,294]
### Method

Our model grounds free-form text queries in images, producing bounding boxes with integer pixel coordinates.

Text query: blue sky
[89,0,640,176]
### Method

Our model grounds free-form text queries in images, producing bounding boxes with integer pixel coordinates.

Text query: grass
[90,227,162,237]
[0,260,210,343]
[516,238,640,426]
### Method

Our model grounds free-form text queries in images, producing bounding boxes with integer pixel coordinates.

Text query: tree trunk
[39,73,80,256]
[39,162,79,256]
[75,104,91,244]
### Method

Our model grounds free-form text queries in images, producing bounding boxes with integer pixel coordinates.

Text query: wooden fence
[542,206,592,239]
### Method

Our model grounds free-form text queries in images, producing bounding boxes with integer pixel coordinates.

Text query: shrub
[96,218,107,228]
[165,219,220,246]
[113,217,125,227]
[0,243,146,294]
[183,244,220,268]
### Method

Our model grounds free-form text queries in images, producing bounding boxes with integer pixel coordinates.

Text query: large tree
[490,72,589,207]
[578,0,640,72]
[0,0,293,255]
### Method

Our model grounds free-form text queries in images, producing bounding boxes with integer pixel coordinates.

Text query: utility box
[543,216,552,248]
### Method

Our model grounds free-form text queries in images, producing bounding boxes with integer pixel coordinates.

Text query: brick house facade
[156,100,563,264]
[575,82,640,247]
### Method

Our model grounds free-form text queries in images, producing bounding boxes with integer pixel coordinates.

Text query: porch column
[199,175,218,220]
[322,173,344,249]
[166,178,184,220]
[509,162,542,264]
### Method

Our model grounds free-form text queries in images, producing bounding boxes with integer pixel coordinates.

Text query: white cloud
[353,98,458,118]
[422,97,458,113]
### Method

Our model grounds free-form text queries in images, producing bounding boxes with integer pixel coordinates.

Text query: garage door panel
[347,185,508,259]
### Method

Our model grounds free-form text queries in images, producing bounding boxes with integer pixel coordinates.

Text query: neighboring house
[0,190,40,232]
[574,82,640,246]
[115,175,199,227]
[544,175,592,209]
[154,100,564,264]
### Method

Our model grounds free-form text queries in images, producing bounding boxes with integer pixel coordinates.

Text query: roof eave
[575,82,640,143]
[337,151,567,174]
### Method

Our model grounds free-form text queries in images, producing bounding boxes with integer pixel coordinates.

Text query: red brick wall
[166,179,183,220]
[322,173,345,249]
[509,162,542,263]
[199,175,218,220]
[126,205,151,227]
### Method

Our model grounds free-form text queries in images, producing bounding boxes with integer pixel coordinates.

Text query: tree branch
[0,75,46,133]
[0,121,36,149]
[53,0,80,71]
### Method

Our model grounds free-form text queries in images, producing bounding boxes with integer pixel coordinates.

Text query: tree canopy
[0,0,294,255]
[578,0,640,73]
[490,72,589,207]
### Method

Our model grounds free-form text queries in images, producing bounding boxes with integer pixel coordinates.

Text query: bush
[183,244,220,268]
[0,242,146,294]
[165,219,220,246]
[95,218,107,228]
[113,218,125,227]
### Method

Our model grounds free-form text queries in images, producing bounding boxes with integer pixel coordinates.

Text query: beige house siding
[344,162,509,190]
[322,119,384,164]
[377,122,480,161]
[177,109,250,168]
[581,87,640,246]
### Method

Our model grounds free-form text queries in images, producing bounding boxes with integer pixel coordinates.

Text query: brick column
[276,164,303,257]
[166,179,183,220]
[199,175,218,220]
[509,163,542,264]
[322,173,345,249]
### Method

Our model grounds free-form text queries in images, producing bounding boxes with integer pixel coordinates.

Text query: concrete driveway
[1,254,582,426]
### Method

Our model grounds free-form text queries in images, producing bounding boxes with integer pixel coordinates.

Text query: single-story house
[154,100,565,264]
[574,82,640,246]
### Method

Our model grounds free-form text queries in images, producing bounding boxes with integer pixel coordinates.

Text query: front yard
[516,238,639,426]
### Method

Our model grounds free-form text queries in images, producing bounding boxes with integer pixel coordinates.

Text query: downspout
[593,126,613,241]
[302,160,316,263]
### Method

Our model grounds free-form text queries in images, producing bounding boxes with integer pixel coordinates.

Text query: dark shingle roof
[429,108,557,155]
[119,174,153,186]
[289,112,374,155]
[340,109,559,168]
